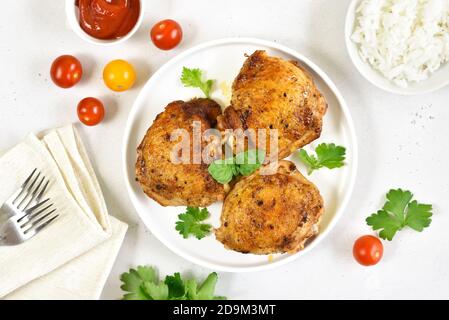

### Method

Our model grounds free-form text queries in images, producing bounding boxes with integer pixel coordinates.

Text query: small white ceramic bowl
[345,0,449,95]
[65,0,144,46]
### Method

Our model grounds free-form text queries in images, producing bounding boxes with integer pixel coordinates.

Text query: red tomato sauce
[76,0,140,40]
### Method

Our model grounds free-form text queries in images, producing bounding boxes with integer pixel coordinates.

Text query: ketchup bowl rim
[65,0,144,46]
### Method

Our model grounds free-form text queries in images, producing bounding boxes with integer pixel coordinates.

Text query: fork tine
[22,175,47,210]
[35,180,49,204]
[21,208,56,232]
[16,171,41,209]
[18,203,54,225]
[11,168,37,204]
[23,214,59,239]
[22,198,50,216]
[23,210,58,234]
[35,215,59,232]
[21,168,37,188]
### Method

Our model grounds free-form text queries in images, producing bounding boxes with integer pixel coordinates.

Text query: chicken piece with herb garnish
[218,50,327,159]
[215,160,324,254]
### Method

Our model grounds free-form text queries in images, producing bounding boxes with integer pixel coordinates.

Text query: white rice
[351,0,449,87]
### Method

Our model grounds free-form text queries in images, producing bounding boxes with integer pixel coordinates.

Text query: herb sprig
[181,67,214,98]
[298,143,346,175]
[366,189,433,240]
[120,266,225,300]
[208,149,265,184]
[175,207,212,239]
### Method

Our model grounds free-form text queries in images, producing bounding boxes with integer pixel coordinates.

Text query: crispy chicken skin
[219,50,327,159]
[136,98,225,207]
[215,160,324,254]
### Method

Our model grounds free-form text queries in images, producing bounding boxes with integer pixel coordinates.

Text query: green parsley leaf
[208,149,265,184]
[235,149,266,176]
[366,210,403,241]
[366,189,433,241]
[196,272,219,300]
[207,159,236,184]
[298,149,319,172]
[120,266,157,300]
[120,265,226,300]
[184,272,225,300]
[143,282,169,300]
[405,201,433,231]
[382,189,413,221]
[175,207,212,239]
[165,273,186,299]
[180,67,214,98]
[185,279,199,299]
[298,143,346,174]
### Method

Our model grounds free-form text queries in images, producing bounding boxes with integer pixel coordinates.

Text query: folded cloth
[5,218,127,300]
[0,125,127,299]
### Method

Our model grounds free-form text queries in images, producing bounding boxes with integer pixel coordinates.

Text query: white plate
[123,38,358,272]
[345,0,449,95]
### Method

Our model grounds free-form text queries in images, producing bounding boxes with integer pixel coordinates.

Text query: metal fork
[0,169,58,246]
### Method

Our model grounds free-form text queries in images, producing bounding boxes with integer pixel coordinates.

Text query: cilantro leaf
[235,149,265,176]
[143,282,169,300]
[405,201,432,232]
[165,273,186,299]
[196,272,219,300]
[120,266,157,300]
[208,149,265,184]
[366,210,403,241]
[208,159,236,184]
[184,272,225,300]
[120,265,226,300]
[298,149,319,173]
[180,67,214,98]
[185,279,198,299]
[315,143,346,168]
[175,207,212,239]
[298,143,346,174]
[366,189,433,241]
[382,189,413,222]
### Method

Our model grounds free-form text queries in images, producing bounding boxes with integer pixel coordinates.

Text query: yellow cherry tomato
[103,59,136,92]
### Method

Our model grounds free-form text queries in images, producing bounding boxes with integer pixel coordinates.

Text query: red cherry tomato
[353,235,383,266]
[150,19,183,50]
[50,55,83,88]
[77,97,105,126]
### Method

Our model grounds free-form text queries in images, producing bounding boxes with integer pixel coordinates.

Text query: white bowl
[65,0,144,46]
[345,0,449,95]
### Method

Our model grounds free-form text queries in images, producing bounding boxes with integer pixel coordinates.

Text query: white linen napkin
[0,125,127,299]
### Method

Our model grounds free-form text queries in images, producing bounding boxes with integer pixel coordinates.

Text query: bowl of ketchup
[66,0,144,46]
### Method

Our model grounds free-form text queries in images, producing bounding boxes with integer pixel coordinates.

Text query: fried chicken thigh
[215,160,323,254]
[219,50,327,159]
[136,98,225,207]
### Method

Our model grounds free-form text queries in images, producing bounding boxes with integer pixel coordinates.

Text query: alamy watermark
[169,121,279,175]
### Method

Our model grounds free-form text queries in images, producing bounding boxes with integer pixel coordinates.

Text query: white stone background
[0,0,448,299]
